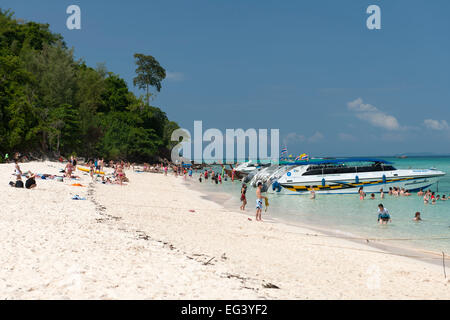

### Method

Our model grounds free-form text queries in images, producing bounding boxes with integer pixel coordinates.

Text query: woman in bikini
[116,163,125,186]
[240,184,247,210]
[358,187,365,200]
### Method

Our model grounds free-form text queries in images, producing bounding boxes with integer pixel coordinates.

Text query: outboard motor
[272,181,282,192]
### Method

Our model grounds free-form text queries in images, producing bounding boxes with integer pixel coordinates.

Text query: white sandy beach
[1,161,449,299]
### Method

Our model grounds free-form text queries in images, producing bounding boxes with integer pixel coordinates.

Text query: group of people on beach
[198,168,224,184]
[9,160,37,189]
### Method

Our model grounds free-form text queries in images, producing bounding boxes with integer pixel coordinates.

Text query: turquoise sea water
[194,157,450,253]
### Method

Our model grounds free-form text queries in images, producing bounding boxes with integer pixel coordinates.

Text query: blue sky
[3,0,450,157]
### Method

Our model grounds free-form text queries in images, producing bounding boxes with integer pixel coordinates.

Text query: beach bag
[15,180,24,188]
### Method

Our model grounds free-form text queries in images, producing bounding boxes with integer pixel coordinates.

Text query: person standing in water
[359,187,365,200]
[309,187,316,199]
[380,188,384,199]
[377,204,391,224]
[255,182,267,221]
[240,184,247,210]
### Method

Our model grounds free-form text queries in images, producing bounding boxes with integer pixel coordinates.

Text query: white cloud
[347,98,400,130]
[424,119,449,131]
[166,71,185,81]
[283,132,305,145]
[338,133,357,141]
[283,131,324,145]
[307,131,324,143]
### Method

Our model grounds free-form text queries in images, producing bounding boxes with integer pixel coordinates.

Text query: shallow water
[193,157,450,253]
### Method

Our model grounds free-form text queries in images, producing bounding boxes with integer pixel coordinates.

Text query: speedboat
[231,161,271,179]
[276,158,446,194]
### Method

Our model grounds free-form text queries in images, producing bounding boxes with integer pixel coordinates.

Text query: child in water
[377,204,391,225]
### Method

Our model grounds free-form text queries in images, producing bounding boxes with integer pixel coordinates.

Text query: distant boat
[396,155,408,159]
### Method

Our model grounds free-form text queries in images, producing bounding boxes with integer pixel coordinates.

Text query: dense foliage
[0,9,178,162]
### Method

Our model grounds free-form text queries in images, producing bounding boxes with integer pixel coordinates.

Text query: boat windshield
[302,162,396,176]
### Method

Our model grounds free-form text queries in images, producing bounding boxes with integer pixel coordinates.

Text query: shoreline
[186,177,449,268]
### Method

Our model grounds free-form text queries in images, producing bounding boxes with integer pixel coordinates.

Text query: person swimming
[380,189,384,199]
[413,212,422,221]
[370,193,375,200]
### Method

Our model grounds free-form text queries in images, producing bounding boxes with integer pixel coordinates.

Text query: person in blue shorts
[377,204,391,224]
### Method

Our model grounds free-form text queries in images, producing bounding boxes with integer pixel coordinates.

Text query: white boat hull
[275,169,445,195]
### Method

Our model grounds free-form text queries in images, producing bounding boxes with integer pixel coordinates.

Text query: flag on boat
[295,153,309,161]
[280,146,288,160]
[300,153,309,161]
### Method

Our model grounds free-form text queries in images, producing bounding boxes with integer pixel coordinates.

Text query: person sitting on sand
[240,184,247,210]
[25,171,37,189]
[13,160,24,188]
[256,182,267,221]
[377,204,391,224]
[14,159,22,179]
[413,212,422,221]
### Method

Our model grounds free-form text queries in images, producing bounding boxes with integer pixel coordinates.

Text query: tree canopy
[133,53,166,105]
[0,9,178,162]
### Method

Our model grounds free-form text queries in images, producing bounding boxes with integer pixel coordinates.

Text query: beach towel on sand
[72,195,86,200]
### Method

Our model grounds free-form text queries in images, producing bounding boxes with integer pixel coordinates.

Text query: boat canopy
[285,158,393,166]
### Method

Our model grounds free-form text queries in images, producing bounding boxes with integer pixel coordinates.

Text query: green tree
[133,53,166,106]
[0,10,178,161]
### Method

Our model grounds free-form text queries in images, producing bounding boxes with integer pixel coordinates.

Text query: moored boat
[276,158,445,194]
